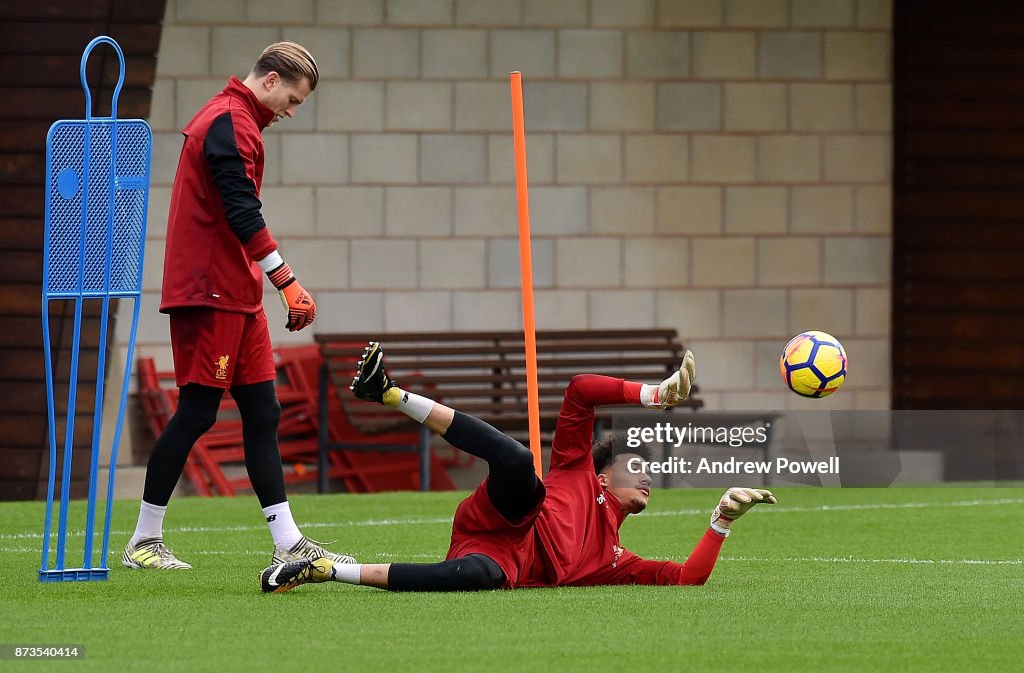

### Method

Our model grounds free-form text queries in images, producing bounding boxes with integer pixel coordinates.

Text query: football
[779,330,848,398]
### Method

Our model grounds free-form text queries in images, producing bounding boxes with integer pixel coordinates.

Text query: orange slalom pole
[510,71,542,477]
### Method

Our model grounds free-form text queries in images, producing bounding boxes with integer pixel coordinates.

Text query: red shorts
[169,307,276,389]
[445,479,546,588]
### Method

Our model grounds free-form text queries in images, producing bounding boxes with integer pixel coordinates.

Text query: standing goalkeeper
[260,342,775,593]
[123,42,354,570]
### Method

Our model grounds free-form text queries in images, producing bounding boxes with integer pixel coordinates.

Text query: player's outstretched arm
[549,350,696,471]
[608,486,776,586]
[709,487,777,537]
[677,487,776,584]
[640,350,696,409]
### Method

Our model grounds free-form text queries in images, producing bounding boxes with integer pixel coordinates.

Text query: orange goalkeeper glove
[267,262,316,332]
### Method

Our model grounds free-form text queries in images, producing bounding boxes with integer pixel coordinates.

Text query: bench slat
[316,329,678,343]
[318,330,703,440]
[322,340,681,358]
[328,371,698,387]
[326,355,681,371]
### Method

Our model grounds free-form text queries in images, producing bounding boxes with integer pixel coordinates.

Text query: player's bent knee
[448,554,505,591]
[265,395,282,423]
[495,435,533,471]
[234,387,282,431]
[247,397,281,429]
[171,406,219,436]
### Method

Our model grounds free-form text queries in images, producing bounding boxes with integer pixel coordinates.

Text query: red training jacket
[160,76,280,314]
[447,374,725,588]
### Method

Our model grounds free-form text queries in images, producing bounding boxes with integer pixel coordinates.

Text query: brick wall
[123,0,892,422]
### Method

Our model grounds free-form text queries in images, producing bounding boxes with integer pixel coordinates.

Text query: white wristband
[709,521,732,537]
[257,249,284,273]
[640,383,658,408]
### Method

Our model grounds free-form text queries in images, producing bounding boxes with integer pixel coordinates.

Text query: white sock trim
[131,500,167,545]
[263,502,303,549]
[332,563,362,584]
[394,389,433,424]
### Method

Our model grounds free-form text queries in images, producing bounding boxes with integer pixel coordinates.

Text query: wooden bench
[136,356,325,497]
[314,330,704,491]
[136,347,457,497]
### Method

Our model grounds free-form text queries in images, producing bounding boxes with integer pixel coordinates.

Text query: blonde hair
[252,42,319,90]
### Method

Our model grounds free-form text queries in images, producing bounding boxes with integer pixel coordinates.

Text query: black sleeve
[204,111,267,244]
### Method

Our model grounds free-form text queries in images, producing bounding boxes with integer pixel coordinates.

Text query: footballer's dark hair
[592,434,652,474]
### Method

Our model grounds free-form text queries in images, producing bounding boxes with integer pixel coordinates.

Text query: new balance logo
[266,514,277,522]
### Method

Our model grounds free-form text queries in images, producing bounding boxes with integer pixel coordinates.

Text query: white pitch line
[644,497,1024,519]
[0,517,455,541]
[5,546,439,559]
[722,556,1024,566]
[4,497,1023,542]
[9,545,1020,567]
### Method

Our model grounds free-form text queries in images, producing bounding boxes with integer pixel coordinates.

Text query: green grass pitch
[3,487,1022,672]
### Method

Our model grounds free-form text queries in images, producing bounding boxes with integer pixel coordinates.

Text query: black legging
[380,412,533,592]
[230,381,286,508]
[388,554,505,591]
[441,410,543,522]
[142,381,287,508]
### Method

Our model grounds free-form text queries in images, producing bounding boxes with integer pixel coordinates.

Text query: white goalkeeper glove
[709,487,777,537]
[643,350,696,409]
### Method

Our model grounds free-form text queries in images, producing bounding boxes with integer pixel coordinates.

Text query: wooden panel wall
[894,0,1024,409]
[0,0,166,499]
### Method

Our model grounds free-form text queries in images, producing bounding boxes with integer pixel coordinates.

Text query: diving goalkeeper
[260,342,776,593]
